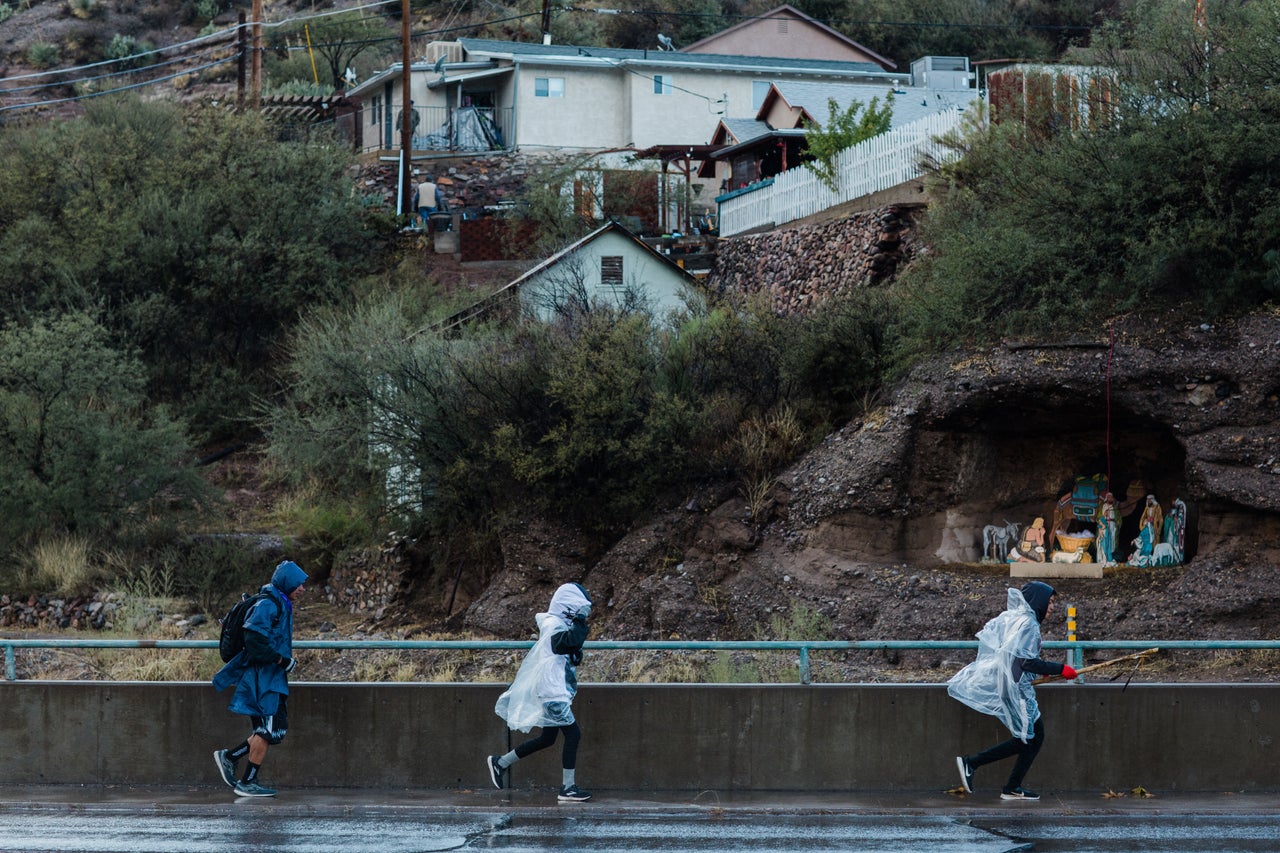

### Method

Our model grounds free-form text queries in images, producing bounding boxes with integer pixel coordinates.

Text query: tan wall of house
[683,18,878,64]
[516,67,629,151]
[760,99,805,129]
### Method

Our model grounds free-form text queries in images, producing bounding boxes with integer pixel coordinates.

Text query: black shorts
[250,695,289,745]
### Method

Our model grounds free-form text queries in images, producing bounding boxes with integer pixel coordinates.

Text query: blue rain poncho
[212,560,308,717]
[494,583,592,733]
[946,587,1045,742]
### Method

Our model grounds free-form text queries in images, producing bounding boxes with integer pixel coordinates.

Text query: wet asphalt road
[0,788,1277,852]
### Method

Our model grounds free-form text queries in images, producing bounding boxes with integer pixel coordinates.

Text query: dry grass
[103,648,211,681]
[353,651,421,682]
[27,534,100,594]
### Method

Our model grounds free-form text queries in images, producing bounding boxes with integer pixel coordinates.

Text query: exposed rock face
[785,311,1280,566]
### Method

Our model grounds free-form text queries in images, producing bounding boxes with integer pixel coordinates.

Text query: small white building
[441,223,701,331]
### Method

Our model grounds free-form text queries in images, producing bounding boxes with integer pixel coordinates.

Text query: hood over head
[1020,581,1055,622]
[271,560,309,596]
[548,582,592,621]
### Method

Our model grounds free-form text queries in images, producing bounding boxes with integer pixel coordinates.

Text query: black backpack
[217,591,281,662]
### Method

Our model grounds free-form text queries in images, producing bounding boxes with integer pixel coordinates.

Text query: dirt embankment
[424,309,1280,682]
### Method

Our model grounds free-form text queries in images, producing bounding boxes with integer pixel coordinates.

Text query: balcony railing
[363,105,512,154]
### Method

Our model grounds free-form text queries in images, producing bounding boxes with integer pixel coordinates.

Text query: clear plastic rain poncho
[946,588,1044,742]
[494,583,591,733]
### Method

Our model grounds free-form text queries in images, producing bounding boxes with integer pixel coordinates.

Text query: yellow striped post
[1067,604,1081,677]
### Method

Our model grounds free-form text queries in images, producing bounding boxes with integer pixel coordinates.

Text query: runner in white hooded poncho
[487,583,593,802]
[948,581,1077,801]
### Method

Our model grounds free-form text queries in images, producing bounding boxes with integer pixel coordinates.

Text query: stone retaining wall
[707,205,925,314]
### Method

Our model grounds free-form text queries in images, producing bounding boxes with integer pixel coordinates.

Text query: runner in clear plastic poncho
[487,582,593,802]
[948,581,1077,801]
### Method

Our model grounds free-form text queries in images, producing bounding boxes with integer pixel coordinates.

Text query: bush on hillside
[896,0,1280,355]
[0,312,211,551]
[0,96,386,439]
[266,283,886,553]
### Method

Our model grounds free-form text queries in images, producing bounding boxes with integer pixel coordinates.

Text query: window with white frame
[600,256,623,286]
[535,77,564,98]
[752,80,771,110]
[653,75,673,95]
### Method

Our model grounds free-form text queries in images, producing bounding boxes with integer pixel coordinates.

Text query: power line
[0,44,235,97]
[573,48,725,115]
[0,57,235,113]
[0,8,541,114]
[1,31,237,84]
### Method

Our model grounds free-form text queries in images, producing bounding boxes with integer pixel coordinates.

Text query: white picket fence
[717,109,967,237]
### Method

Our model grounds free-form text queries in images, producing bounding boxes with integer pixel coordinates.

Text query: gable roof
[716,118,774,145]
[680,4,896,71]
[501,221,697,294]
[436,222,697,332]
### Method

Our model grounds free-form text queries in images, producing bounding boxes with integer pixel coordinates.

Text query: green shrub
[105,33,154,68]
[271,483,374,555]
[27,42,60,69]
[762,601,834,641]
[707,651,761,684]
[161,538,269,613]
[67,0,100,19]
[0,96,380,440]
[0,312,211,549]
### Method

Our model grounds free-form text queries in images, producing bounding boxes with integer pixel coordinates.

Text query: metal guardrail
[4,638,1279,683]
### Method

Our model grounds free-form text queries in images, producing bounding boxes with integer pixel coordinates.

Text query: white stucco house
[441,223,701,331]
[347,37,906,156]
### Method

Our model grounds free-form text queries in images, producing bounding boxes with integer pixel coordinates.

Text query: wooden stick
[1032,648,1159,684]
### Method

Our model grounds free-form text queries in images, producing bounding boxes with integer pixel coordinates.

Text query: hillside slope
[421,308,1280,680]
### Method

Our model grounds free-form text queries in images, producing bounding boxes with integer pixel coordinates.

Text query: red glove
[1061,664,1078,680]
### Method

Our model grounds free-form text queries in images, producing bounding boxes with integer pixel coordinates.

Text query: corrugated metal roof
[426,65,513,90]
[458,38,891,76]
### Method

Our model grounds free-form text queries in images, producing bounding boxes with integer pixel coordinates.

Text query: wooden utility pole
[540,0,552,44]
[400,0,413,218]
[250,0,263,109]
[236,10,247,108]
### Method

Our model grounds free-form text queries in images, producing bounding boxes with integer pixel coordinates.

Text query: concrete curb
[0,786,1275,818]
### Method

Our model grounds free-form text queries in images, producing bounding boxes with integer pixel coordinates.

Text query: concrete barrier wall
[3,682,1276,791]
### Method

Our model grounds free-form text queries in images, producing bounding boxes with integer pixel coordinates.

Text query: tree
[272,10,392,91]
[802,92,894,191]
[509,156,602,255]
[0,96,383,439]
[0,312,209,549]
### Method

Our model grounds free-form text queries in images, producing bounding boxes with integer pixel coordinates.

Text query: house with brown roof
[680,4,896,70]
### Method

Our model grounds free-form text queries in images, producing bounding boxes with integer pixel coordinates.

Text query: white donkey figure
[982,520,1021,562]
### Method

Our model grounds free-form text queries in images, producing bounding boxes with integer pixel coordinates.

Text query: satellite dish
[433,55,446,74]
[657,33,674,51]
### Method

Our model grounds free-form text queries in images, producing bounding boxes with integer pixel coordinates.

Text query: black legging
[514,722,581,770]
[968,717,1045,790]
